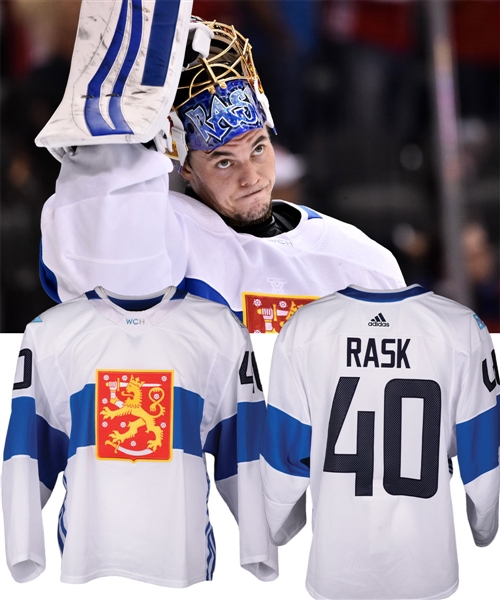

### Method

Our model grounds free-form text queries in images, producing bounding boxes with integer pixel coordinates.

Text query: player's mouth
[236,185,269,202]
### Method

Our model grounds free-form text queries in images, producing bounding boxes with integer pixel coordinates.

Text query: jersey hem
[60,570,207,587]
[305,580,459,600]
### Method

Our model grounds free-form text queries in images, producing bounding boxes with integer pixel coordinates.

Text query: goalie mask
[159,18,274,164]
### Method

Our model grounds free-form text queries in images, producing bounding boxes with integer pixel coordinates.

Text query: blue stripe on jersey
[338,285,428,303]
[4,396,69,490]
[58,475,68,554]
[237,401,267,463]
[69,384,96,458]
[39,243,62,303]
[204,401,267,481]
[206,522,216,580]
[37,416,69,491]
[261,405,311,478]
[204,414,237,480]
[456,403,500,485]
[177,278,242,319]
[497,395,500,441]
[141,0,180,86]
[173,388,204,457]
[299,205,322,220]
[4,396,37,460]
[205,472,216,580]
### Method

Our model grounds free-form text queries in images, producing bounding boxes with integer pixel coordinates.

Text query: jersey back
[261,285,500,600]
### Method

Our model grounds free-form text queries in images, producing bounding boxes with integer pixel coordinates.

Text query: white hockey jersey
[2,287,277,586]
[40,144,405,333]
[260,285,500,600]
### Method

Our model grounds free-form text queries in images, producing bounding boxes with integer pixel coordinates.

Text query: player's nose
[239,161,260,187]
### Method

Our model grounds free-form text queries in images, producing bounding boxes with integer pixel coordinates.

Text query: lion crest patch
[96,370,174,462]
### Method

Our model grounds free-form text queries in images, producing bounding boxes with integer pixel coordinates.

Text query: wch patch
[96,370,174,462]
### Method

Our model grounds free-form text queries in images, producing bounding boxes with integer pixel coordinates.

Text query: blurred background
[1,0,499,332]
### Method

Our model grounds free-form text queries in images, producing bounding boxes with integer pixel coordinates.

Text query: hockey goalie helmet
[163,18,274,164]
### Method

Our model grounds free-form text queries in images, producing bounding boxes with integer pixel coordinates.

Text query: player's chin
[233,195,272,224]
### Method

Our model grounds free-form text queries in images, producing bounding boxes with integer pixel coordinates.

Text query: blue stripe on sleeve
[4,396,69,490]
[4,396,38,460]
[204,415,237,481]
[497,395,500,441]
[261,405,311,478]
[203,401,268,481]
[456,404,500,485]
[141,0,180,86]
[37,416,69,490]
[173,388,204,457]
[237,401,267,463]
[39,242,62,303]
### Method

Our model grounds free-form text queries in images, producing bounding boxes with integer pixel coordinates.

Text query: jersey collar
[338,284,430,303]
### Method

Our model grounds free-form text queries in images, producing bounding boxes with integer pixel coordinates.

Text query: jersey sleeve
[260,329,311,546]
[455,319,500,546]
[40,144,187,302]
[2,324,69,582]
[203,333,278,581]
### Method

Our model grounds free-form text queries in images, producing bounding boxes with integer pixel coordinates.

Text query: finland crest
[96,370,174,462]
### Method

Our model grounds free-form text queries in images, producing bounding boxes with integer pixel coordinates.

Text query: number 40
[324,377,441,499]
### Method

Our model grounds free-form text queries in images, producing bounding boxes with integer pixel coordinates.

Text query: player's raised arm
[37,0,197,302]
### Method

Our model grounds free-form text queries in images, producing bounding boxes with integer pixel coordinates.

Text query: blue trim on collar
[172,288,187,301]
[85,290,100,300]
[299,205,322,220]
[86,288,184,310]
[338,285,429,303]
[177,278,243,322]
[107,294,164,311]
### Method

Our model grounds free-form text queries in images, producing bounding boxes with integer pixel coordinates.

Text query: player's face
[180,128,276,223]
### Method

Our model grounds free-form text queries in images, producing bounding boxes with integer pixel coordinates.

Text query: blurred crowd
[1,0,499,332]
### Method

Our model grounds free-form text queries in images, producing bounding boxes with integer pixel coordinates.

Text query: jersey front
[2,287,277,586]
[40,144,405,333]
[260,285,500,600]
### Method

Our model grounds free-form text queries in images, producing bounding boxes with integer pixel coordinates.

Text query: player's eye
[253,144,265,155]
[216,159,231,169]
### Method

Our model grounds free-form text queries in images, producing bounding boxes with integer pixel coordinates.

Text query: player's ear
[179,153,194,181]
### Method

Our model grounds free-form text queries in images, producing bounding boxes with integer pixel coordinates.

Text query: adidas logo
[368,313,390,327]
